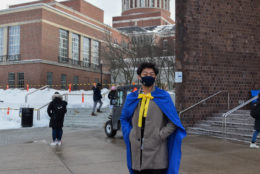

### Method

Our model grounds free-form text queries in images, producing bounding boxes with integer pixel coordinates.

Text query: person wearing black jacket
[47,92,67,146]
[250,93,260,149]
[108,86,117,116]
[92,83,103,116]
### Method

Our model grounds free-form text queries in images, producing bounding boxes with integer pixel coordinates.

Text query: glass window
[61,74,67,90]
[8,26,20,60]
[8,72,15,88]
[83,37,90,65]
[73,76,79,90]
[0,28,4,56]
[17,72,24,88]
[72,33,79,63]
[140,0,145,7]
[47,72,53,87]
[92,40,99,65]
[59,29,68,60]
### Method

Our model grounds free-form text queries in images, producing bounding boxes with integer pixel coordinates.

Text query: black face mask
[141,76,155,87]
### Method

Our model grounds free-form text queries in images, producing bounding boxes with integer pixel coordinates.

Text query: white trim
[0,19,42,28]
[113,16,171,24]
[0,3,117,34]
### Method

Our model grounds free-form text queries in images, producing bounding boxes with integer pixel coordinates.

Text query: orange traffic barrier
[82,93,84,103]
[69,84,72,92]
[26,84,29,92]
[7,107,10,115]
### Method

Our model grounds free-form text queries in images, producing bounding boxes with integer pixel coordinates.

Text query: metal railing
[36,90,109,120]
[7,54,21,61]
[222,95,259,136]
[58,56,100,70]
[25,85,49,103]
[179,90,230,116]
[0,54,21,62]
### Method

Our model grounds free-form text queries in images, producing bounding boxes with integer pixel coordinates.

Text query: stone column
[68,32,72,59]
[80,35,84,61]
[3,27,8,61]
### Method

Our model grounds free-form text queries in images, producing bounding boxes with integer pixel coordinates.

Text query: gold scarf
[137,93,154,128]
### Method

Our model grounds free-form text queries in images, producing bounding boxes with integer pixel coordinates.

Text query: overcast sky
[0,0,175,26]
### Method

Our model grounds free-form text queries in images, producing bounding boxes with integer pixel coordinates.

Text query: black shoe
[91,112,97,116]
[108,115,112,119]
[97,109,102,113]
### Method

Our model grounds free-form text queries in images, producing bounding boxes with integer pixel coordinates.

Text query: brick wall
[0,63,110,90]
[175,0,260,126]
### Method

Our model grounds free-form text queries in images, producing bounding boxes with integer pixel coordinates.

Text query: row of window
[8,72,80,90]
[59,29,100,65]
[124,0,170,10]
[0,26,20,58]
[7,72,109,90]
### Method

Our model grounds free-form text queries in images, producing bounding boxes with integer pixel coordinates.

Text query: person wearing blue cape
[120,62,186,174]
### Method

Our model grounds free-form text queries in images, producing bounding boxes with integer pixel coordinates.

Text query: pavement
[0,127,260,174]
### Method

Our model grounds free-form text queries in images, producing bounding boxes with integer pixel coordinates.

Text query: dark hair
[54,92,59,94]
[137,62,159,75]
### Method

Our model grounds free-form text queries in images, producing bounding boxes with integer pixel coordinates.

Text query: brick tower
[113,0,174,28]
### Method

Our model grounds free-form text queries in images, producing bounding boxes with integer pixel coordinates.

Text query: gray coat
[129,100,176,171]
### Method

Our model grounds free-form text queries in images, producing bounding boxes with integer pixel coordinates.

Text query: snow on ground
[0,88,110,130]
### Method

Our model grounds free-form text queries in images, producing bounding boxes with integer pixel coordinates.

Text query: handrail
[222,95,259,118]
[179,90,230,116]
[36,90,109,120]
[25,85,49,103]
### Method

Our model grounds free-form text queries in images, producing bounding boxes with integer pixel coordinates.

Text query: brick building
[113,0,174,28]
[0,0,124,90]
[175,0,260,126]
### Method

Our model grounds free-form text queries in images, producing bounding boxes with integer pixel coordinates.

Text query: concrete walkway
[0,127,260,174]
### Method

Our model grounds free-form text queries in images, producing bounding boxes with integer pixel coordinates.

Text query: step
[187,127,257,143]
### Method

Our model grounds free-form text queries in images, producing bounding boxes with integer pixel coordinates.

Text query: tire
[105,120,117,138]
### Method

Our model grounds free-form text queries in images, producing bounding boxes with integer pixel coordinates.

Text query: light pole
[100,60,103,86]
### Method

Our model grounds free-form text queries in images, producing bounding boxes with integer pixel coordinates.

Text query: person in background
[47,92,67,146]
[108,86,117,117]
[250,93,260,148]
[92,83,103,116]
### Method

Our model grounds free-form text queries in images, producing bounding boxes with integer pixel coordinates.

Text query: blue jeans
[251,130,259,143]
[52,128,63,141]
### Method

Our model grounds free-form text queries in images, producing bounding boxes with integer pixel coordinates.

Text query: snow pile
[0,88,110,130]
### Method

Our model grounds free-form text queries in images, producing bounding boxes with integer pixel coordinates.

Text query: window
[47,72,53,87]
[73,76,79,90]
[140,0,145,7]
[8,26,20,60]
[157,0,160,7]
[92,40,100,65]
[59,29,68,60]
[8,72,15,88]
[61,74,67,90]
[83,37,90,66]
[17,72,24,88]
[72,33,79,64]
[0,28,4,56]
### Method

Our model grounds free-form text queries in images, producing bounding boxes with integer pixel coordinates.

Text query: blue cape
[120,87,186,174]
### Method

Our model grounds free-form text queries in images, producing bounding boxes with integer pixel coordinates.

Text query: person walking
[47,92,67,146]
[120,62,186,174]
[91,83,103,116]
[250,93,260,148]
[108,86,117,116]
